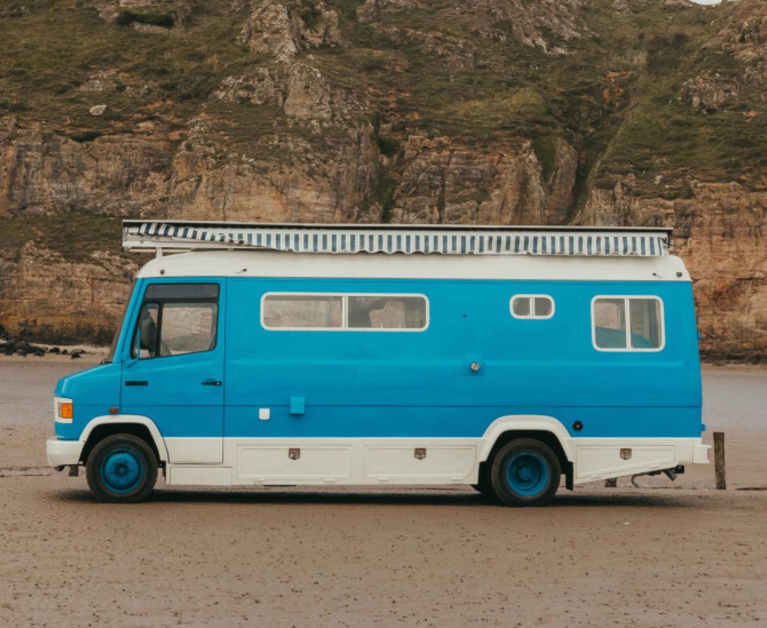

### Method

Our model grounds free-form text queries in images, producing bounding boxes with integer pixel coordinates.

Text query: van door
[121,281,225,464]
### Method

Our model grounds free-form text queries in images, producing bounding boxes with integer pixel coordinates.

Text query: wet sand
[1,358,765,627]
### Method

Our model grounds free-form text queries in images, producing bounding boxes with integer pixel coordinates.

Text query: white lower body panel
[165,437,222,464]
[167,466,233,486]
[162,436,709,488]
[236,444,354,484]
[571,438,709,484]
[225,439,477,486]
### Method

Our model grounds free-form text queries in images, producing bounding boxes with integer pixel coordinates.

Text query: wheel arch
[80,416,168,466]
[479,416,574,487]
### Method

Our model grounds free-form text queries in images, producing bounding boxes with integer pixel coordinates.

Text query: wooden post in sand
[713,432,726,490]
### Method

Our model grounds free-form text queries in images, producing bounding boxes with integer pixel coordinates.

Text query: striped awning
[123,221,670,257]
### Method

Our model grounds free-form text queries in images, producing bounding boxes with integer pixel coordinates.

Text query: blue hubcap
[506,452,549,496]
[100,449,143,493]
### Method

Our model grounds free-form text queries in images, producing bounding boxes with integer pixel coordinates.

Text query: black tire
[490,439,561,507]
[86,434,158,503]
[471,461,498,501]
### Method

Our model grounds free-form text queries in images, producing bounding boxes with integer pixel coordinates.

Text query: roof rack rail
[123,220,671,258]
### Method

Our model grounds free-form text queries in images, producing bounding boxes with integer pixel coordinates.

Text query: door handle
[125,380,148,387]
[201,379,222,386]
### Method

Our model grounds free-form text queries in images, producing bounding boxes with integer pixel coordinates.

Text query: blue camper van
[47,221,709,505]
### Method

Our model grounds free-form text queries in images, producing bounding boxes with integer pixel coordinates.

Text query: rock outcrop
[0,117,171,217]
[99,1,192,33]
[1,0,766,360]
[390,136,577,225]
[0,242,138,344]
[238,0,342,62]
[165,121,379,223]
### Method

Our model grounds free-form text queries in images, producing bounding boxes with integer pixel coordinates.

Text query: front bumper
[46,438,84,467]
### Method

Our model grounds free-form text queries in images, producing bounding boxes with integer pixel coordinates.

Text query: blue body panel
[54,363,121,440]
[225,277,701,439]
[54,274,703,443]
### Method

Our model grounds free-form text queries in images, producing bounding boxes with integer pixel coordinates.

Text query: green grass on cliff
[0,0,764,213]
[0,1,254,132]
[323,0,765,191]
[0,213,122,263]
[581,0,767,192]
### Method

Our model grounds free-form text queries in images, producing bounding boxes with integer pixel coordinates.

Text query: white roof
[124,221,671,258]
[137,249,690,282]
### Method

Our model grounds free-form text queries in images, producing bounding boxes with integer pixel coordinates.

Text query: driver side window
[131,284,219,359]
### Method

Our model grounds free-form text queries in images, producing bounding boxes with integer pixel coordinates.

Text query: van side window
[592,297,664,351]
[262,294,428,331]
[262,295,343,329]
[510,295,554,319]
[347,296,426,329]
[132,283,219,359]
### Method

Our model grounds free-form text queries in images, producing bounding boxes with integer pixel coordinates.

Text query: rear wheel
[86,434,158,503]
[490,439,560,507]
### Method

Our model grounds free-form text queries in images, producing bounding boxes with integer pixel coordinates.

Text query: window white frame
[591,295,665,352]
[510,294,555,320]
[261,292,429,332]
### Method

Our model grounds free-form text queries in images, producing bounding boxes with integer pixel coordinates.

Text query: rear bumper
[46,438,84,467]
[571,437,710,484]
[693,443,710,464]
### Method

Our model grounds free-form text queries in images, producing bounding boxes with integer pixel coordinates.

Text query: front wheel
[490,439,561,507]
[86,434,158,503]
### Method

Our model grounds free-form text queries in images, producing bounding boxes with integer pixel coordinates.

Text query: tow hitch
[631,465,685,487]
[662,465,685,481]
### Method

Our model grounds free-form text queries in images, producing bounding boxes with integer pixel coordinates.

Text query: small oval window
[510,295,554,320]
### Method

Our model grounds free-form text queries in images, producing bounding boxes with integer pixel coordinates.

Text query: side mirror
[126,326,141,367]
[131,303,158,361]
[139,315,157,352]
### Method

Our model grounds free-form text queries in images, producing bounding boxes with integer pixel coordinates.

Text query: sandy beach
[1,356,765,627]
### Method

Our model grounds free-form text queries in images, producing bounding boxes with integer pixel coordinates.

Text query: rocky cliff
[0,0,765,360]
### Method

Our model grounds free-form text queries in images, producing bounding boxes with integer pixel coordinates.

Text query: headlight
[55,397,74,423]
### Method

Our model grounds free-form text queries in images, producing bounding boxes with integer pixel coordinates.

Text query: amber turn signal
[58,402,73,420]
